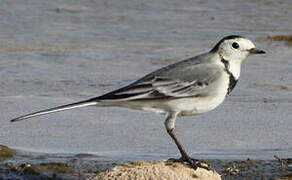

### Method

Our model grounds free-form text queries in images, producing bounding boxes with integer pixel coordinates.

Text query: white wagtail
[11,35,265,169]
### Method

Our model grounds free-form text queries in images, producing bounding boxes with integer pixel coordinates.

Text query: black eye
[232,42,239,49]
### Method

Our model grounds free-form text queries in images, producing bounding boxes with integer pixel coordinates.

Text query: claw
[194,160,211,170]
[167,157,212,171]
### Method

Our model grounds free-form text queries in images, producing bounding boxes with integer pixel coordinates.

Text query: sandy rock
[275,174,292,180]
[0,145,16,158]
[88,160,221,180]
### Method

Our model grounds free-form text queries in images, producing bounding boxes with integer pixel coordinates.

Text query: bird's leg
[165,113,211,170]
[165,113,194,165]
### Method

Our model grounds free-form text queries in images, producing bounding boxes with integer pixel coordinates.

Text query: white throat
[218,54,242,80]
[227,60,241,79]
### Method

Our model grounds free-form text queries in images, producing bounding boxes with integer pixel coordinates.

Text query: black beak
[248,48,266,54]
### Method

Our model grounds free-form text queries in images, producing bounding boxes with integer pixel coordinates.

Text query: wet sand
[0,0,292,179]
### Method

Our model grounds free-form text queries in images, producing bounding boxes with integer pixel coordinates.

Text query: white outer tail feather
[10,100,98,122]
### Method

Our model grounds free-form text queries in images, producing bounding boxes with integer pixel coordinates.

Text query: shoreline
[1,145,291,180]
[4,144,292,161]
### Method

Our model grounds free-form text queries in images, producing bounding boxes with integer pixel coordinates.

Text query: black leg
[164,113,194,165]
[166,128,193,163]
[164,113,211,170]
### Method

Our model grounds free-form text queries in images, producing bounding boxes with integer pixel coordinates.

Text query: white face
[213,36,265,79]
[217,38,256,61]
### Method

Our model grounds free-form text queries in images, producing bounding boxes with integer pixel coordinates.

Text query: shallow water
[0,0,292,160]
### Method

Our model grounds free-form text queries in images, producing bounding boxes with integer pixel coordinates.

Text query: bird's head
[211,35,265,61]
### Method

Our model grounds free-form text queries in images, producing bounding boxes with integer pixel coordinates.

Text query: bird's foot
[168,156,211,171]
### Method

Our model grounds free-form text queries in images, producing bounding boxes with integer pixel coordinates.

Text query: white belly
[167,94,226,116]
[119,92,227,116]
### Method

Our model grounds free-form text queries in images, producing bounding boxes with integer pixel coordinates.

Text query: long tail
[10,99,98,122]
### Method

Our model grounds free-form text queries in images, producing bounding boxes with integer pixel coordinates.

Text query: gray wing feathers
[152,65,222,97]
[153,78,205,97]
[99,64,223,100]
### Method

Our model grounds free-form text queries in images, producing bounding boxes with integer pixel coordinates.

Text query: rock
[0,145,16,158]
[88,160,221,180]
[266,35,292,46]
[3,161,85,179]
[275,173,292,180]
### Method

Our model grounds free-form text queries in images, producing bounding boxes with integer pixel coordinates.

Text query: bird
[10,35,265,169]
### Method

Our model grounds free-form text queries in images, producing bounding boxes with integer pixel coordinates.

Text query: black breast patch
[227,73,238,95]
[221,58,238,95]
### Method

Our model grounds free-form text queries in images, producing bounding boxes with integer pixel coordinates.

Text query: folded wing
[96,64,223,101]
